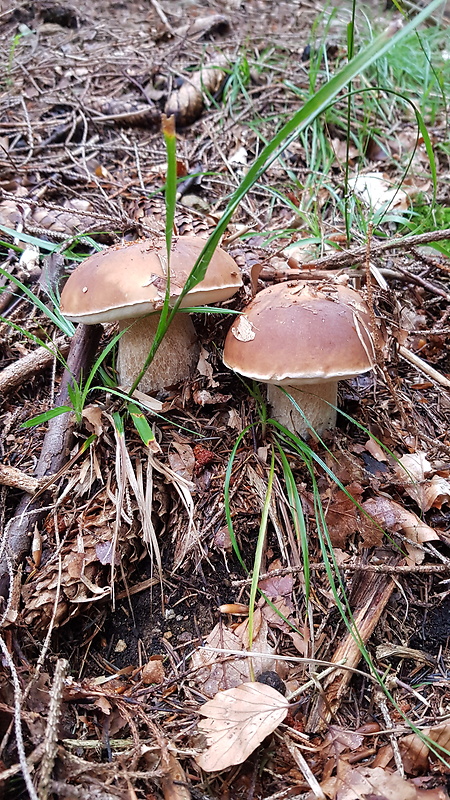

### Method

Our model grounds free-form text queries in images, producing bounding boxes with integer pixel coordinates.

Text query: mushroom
[223,281,379,438]
[60,235,242,393]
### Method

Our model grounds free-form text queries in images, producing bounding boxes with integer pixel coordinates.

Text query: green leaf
[22,406,73,428]
[128,403,157,447]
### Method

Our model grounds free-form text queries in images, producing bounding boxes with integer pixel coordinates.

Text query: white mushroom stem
[117,312,200,394]
[267,382,338,439]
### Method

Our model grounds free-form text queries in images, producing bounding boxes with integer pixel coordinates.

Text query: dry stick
[0,338,69,396]
[306,555,399,733]
[232,561,450,587]
[399,345,450,389]
[38,658,69,800]
[0,324,103,600]
[0,464,42,494]
[289,228,450,271]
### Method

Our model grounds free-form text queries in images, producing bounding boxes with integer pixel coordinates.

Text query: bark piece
[306,551,399,733]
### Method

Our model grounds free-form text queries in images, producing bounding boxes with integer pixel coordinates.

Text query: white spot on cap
[82,286,88,293]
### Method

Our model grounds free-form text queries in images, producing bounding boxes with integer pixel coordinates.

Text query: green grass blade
[128,403,158,448]
[247,447,275,677]
[22,406,73,428]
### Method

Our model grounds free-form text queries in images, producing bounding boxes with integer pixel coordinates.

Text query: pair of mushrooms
[60,236,377,438]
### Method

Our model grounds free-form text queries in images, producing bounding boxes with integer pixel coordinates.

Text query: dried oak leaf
[195,682,289,772]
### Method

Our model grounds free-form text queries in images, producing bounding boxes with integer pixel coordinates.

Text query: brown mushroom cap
[223,282,375,385]
[60,235,242,324]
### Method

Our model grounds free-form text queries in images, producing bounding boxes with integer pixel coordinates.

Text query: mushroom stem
[267,382,338,439]
[118,312,200,393]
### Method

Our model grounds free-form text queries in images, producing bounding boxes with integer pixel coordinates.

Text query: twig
[393,263,450,301]
[0,635,39,800]
[378,694,405,778]
[283,734,325,800]
[275,228,450,272]
[399,345,450,389]
[38,659,69,800]
[231,561,450,587]
[0,338,69,396]
[0,464,43,494]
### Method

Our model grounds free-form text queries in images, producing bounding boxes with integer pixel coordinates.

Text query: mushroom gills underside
[117,313,200,394]
[267,381,338,439]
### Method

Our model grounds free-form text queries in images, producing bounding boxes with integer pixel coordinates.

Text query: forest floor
[1,0,450,798]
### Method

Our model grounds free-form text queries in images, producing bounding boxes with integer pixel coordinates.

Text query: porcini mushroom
[223,281,378,438]
[60,235,242,393]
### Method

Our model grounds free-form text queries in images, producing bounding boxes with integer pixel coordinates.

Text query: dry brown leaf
[142,660,165,685]
[195,682,289,772]
[82,405,104,436]
[190,623,251,697]
[362,496,438,563]
[196,346,219,388]
[259,561,293,597]
[322,763,449,800]
[168,442,195,482]
[395,453,450,513]
[400,723,450,776]
[190,618,276,697]
[325,483,381,549]
[322,725,365,756]
[160,752,191,800]
[364,438,388,462]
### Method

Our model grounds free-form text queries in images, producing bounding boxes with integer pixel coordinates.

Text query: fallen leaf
[364,438,388,462]
[259,561,293,597]
[168,442,195,482]
[325,483,382,549]
[190,623,252,697]
[196,346,219,388]
[82,405,104,436]
[142,660,165,685]
[395,453,450,513]
[349,171,409,212]
[339,765,448,800]
[195,682,289,772]
[161,752,191,800]
[400,723,450,776]
[362,496,438,563]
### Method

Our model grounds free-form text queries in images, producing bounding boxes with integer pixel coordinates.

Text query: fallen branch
[0,324,103,601]
[0,464,43,494]
[265,227,450,273]
[231,560,450,587]
[0,339,69,396]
